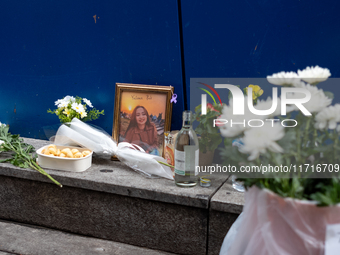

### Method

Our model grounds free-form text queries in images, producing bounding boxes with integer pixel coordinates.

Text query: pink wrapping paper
[226,186,340,255]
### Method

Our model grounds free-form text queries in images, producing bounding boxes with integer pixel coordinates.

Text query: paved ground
[0,220,176,255]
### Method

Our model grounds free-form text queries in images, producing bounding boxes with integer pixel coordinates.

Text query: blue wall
[181,0,340,106]
[1,0,340,139]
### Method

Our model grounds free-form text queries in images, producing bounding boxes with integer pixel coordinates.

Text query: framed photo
[112,83,174,159]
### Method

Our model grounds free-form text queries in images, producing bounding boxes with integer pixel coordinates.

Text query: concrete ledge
[0,220,175,255]
[208,179,245,255]
[0,138,232,255]
[0,138,228,210]
[0,175,208,254]
[210,178,245,215]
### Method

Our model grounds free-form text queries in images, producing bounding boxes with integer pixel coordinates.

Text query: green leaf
[324,91,334,100]
[208,133,222,151]
[277,129,296,152]
[0,124,62,187]
[195,104,202,113]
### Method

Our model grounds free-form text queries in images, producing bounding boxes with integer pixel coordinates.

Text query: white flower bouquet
[48,95,104,123]
[219,66,340,255]
[218,66,340,206]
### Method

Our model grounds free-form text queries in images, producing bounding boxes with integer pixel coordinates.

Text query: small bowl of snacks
[37,144,93,172]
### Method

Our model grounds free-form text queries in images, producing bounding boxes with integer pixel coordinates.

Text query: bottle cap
[200,176,211,187]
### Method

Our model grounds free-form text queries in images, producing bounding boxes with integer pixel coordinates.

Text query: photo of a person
[123,105,159,155]
[115,88,170,157]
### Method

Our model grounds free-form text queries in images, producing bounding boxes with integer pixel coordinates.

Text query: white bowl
[36,144,93,172]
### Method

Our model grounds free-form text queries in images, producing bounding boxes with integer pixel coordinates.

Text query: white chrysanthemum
[291,80,308,88]
[83,98,93,108]
[297,66,331,85]
[218,96,262,137]
[267,71,300,86]
[314,104,340,130]
[253,97,293,118]
[287,83,332,114]
[239,122,285,161]
[71,103,85,114]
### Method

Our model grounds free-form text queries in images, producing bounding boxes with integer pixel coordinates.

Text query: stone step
[0,138,244,255]
[0,220,176,255]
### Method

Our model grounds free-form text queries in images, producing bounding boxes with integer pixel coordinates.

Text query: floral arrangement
[194,85,263,154]
[245,84,263,103]
[0,122,61,187]
[48,96,104,123]
[194,103,223,153]
[218,65,340,206]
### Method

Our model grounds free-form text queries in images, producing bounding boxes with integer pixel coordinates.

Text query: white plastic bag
[221,186,340,255]
[53,118,173,180]
[219,213,244,255]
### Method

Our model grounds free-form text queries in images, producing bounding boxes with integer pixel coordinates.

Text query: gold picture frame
[112,83,174,160]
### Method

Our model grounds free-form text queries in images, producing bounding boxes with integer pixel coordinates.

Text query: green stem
[29,160,62,187]
[270,151,279,166]
[296,120,301,164]
[158,161,174,168]
[334,131,338,163]
[303,117,312,148]
[312,129,317,148]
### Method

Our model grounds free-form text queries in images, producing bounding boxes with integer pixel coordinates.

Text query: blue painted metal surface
[181,0,340,106]
[1,0,340,139]
[0,0,184,138]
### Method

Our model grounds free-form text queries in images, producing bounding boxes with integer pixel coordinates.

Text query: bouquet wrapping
[54,118,173,180]
[220,186,340,255]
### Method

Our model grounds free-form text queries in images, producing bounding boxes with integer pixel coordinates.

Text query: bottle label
[174,150,185,176]
[175,147,199,176]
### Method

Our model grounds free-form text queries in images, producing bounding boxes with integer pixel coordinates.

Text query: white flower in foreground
[287,83,332,114]
[83,98,93,108]
[297,66,331,85]
[253,97,294,118]
[239,122,285,161]
[267,71,300,86]
[218,97,259,137]
[314,104,340,130]
[71,103,85,114]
